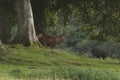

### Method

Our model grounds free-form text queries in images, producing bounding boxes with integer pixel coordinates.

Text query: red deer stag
[37,32,66,48]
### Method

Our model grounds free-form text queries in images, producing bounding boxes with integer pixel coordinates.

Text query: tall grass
[6,67,120,80]
[0,45,119,80]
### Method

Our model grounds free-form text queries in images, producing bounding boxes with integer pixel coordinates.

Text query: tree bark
[0,39,5,51]
[14,0,41,47]
[0,0,11,44]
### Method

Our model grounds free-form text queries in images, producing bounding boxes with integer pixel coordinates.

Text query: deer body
[37,32,66,48]
[91,48,109,60]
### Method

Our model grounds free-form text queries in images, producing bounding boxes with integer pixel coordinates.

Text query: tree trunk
[0,0,11,44]
[31,0,47,35]
[14,0,42,47]
[0,39,5,51]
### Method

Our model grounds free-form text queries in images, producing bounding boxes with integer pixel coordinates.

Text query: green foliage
[47,0,120,42]
[4,0,120,42]
[55,23,120,58]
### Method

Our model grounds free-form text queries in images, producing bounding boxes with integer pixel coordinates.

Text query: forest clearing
[0,0,120,80]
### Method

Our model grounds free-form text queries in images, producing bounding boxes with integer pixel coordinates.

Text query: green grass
[0,45,120,80]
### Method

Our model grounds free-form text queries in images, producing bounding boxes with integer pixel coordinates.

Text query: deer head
[55,32,67,44]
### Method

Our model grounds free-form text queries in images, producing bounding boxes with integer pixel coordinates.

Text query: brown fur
[55,32,66,44]
[91,48,109,60]
[37,32,66,48]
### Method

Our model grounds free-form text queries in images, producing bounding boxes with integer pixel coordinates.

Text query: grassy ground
[0,45,120,80]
